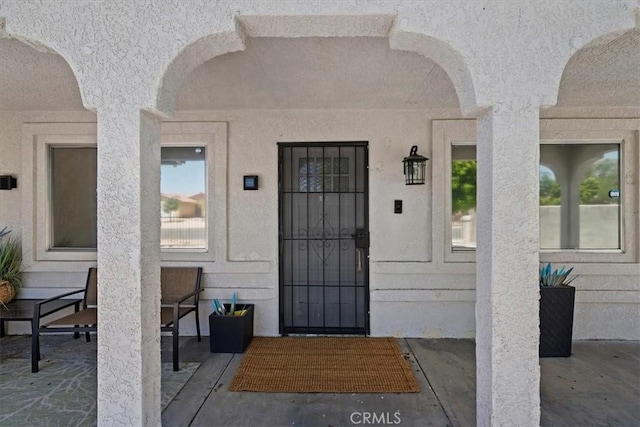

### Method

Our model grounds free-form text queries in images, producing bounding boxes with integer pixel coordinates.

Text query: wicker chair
[31,267,203,373]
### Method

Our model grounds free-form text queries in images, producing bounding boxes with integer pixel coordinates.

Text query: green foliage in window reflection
[452,152,619,211]
[579,177,600,203]
[540,157,619,206]
[162,198,180,220]
[540,173,561,206]
[581,158,619,205]
[451,161,477,213]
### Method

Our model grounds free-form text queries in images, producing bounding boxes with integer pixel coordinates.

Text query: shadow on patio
[1,336,638,426]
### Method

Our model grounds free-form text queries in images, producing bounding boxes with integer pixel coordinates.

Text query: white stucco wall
[0,2,637,424]
[3,108,638,340]
[0,111,97,232]
[0,112,23,234]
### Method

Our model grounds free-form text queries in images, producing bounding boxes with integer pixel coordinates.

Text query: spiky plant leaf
[539,263,576,287]
[0,233,22,289]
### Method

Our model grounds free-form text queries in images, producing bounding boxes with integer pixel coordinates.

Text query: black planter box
[539,286,575,357]
[209,304,254,353]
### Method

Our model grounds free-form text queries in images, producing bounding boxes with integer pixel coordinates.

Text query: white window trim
[432,119,639,264]
[22,122,228,267]
[38,134,98,260]
[432,120,477,263]
[159,122,227,262]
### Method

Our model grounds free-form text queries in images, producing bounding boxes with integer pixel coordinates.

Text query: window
[540,142,621,250]
[161,146,207,249]
[159,123,224,262]
[47,146,208,251]
[434,119,638,264]
[49,146,97,249]
[451,144,477,251]
[24,122,226,265]
[299,157,349,192]
[449,142,622,252]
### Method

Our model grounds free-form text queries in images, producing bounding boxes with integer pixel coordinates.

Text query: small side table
[0,299,81,337]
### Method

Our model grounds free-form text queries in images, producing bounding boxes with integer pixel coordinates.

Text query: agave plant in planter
[0,227,23,305]
[539,263,577,357]
[540,263,577,287]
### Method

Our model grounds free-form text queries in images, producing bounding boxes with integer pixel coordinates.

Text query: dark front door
[279,142,369,334]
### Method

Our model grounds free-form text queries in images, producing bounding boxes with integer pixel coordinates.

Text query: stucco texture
[0,1,638,426]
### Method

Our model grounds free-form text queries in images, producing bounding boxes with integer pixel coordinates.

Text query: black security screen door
[279,142,369,335]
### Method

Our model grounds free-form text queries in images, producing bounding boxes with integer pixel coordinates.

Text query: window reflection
[299,157,350,192]
[450,142,622,252]
[161,146,206,249]
[451,144,477,250]
[540,143,621,250]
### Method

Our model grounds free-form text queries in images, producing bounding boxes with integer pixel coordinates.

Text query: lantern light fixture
[402,146,428,185]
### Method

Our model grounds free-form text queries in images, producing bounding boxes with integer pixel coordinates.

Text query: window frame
[538,138,623,253]
[46,142,99,252]
[23,122,227,266]
[32,126,98,262]
[445,138,477,262]
[159,132,215,262]
[433,119,639,264]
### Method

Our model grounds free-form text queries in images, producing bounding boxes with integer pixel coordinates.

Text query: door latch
[351,228,369,248]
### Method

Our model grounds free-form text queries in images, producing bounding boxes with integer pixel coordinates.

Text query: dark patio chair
[161,267,204,371]
[31,267,97,372]
[32,267,203,373]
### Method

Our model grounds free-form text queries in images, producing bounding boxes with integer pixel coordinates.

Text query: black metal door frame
[278,142,369,335]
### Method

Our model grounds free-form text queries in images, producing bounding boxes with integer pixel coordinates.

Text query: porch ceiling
[175,37,459,110]
[0,32,638,111]
[0,38,84,111]
[556,29,640,107]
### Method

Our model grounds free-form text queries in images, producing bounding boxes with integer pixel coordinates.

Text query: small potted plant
[0,226,23,305]
[539,263,576,357]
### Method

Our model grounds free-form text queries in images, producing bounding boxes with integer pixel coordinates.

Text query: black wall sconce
[0,175,17,190]
[402,146,428,185]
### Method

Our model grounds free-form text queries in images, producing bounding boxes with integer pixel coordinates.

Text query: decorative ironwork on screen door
[279,143,369,334]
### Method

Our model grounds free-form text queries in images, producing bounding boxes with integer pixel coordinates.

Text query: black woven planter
[539,286,575,357]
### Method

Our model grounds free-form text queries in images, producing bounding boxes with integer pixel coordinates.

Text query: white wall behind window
[1,109,638,339]
[187,109,436,263]
[0,112,23,235]
[0,111,96,240]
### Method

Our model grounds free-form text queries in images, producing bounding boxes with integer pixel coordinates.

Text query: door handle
[356,248,362,272]
[351,228,369,248]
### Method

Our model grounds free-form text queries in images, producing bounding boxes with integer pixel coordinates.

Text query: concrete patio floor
[1,335,638,426]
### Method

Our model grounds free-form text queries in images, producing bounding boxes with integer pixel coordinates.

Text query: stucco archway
[0,34,91,254]
[151,10,482,417]
[155,15,478,117]
[0,35,87,111]
[556,26,640,107]
[158,16,476,338]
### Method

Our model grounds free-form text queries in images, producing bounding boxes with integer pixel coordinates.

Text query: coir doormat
[229,337,420,393]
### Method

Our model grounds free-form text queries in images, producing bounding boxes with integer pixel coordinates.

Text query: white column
[96,106,162,426]
[475,102,541,426]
